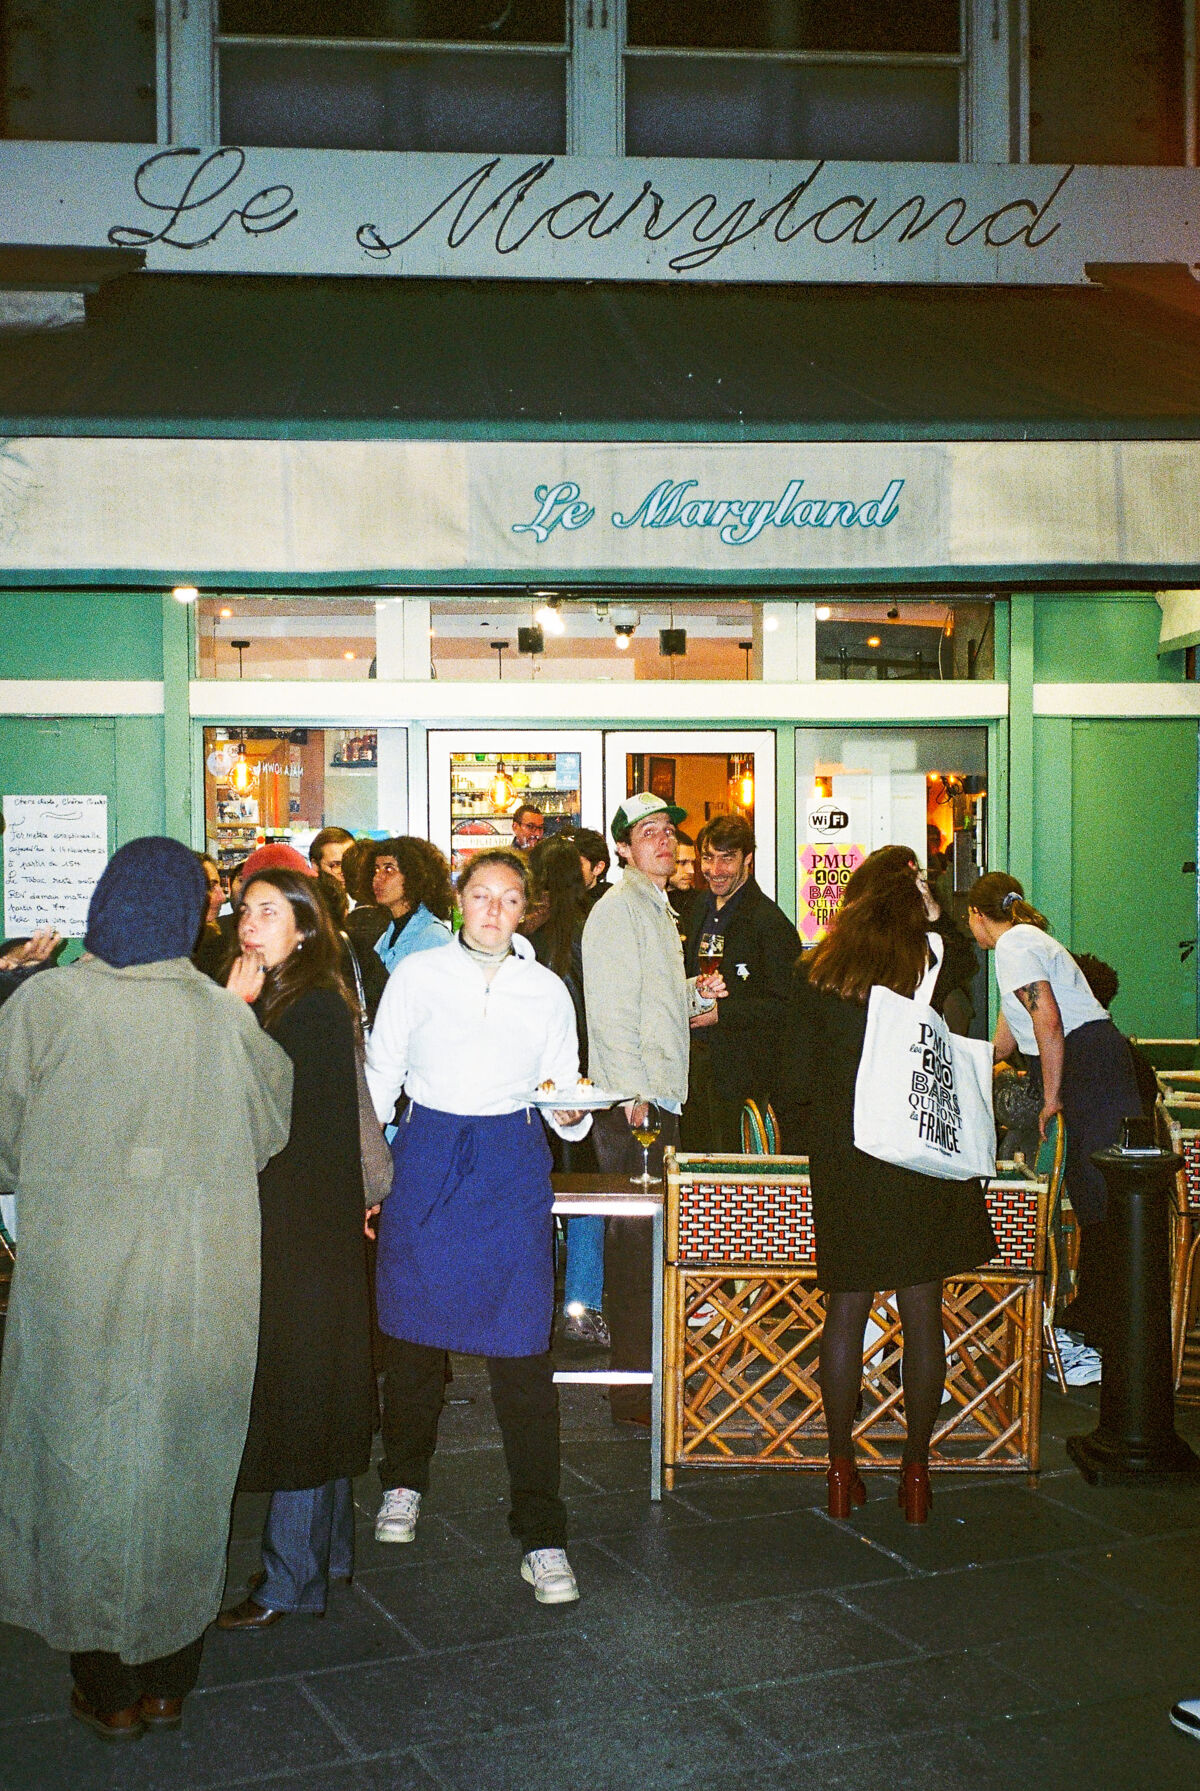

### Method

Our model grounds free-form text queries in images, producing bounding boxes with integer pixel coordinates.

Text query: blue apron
[376,1102,555,1357]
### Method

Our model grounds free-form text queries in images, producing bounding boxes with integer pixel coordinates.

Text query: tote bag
[853,935,996,1182]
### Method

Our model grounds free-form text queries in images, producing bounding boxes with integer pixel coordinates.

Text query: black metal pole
[1066,1147,1200,1485]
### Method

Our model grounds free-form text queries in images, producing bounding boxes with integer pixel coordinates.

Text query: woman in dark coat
[218,869,375,1628]
[786,848,996,1525]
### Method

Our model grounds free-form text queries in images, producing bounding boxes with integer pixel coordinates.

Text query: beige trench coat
[0,956,292,1663]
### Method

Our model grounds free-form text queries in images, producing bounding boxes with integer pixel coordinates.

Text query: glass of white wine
[631,1104,663,1188]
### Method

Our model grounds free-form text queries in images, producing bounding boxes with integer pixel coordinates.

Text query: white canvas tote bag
[853,934,996,1182]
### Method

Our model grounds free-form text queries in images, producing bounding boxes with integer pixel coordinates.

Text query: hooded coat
[0,955,292,1662]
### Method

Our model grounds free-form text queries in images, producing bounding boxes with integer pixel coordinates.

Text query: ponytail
[968,871,1050,932]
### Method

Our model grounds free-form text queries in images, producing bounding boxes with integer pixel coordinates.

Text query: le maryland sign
[3,142,1200,282]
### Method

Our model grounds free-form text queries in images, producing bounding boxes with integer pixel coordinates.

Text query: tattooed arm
[1015,979,1064,1139]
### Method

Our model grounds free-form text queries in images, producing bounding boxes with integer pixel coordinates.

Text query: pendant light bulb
[231,743,254,796]
[490,760,513,807]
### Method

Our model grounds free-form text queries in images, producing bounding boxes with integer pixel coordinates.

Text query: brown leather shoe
[215,1595,291,1631]
[69,1686,146,1743]
[138,1695,184,1731]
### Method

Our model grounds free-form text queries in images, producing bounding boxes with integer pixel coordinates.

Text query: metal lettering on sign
[2,142,1200,283]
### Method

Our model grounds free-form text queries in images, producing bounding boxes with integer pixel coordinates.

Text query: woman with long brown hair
[216,869,375,1629]
[787,847,996,1523]
[967,870,1140,1373]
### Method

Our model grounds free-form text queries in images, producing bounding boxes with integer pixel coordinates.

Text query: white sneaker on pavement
[521,1548,580,1605]
[375,1486,421,1543]
[1170,1698,1200,1739]
[1061,1343,1103,1387]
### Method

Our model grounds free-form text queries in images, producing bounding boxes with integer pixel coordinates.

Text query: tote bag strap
[914,931,944,1006]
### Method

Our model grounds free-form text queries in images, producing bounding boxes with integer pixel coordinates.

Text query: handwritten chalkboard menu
[3,795,109,939]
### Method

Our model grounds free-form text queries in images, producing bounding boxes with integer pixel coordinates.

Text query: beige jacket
[583,866,702,1106]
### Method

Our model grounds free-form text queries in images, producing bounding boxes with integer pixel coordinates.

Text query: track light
[534,595,565,635]
[614,626,634,650]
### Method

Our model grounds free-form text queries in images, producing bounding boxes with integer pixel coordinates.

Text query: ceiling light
[172,585,199,604]
[816,605,832,621]
[490,760,513,807]
[343,650,356,660]
[763,615,779,633]
[866,635,881,648]
[219,606,233,619]
[534,595,566,635]
[610,604,640,630]
[614,629,632,650]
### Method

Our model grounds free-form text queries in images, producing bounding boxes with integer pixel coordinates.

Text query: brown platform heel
[898,1461,932,1524]
[826,1456,868,1520]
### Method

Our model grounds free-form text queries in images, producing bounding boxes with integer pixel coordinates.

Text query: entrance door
[603,730,777,896]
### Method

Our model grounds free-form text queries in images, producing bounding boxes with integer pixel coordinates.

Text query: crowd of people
[0,795,1153,1743]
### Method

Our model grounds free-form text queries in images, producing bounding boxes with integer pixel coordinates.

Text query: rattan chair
[739,1099,779,1155]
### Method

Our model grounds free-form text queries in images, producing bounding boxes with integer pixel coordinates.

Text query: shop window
[196,597,377,681]
[814,599,994,681]
[202,724,406,873]
[430,596,763,681]
[794,724,989,1033]
[625,0,962,161]
[2,0,156,142]
[218,0,567,153]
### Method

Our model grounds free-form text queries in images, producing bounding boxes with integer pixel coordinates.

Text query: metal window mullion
[621,44,963,66]
[1186,0,1197,166]
[570,0,623,156]
[157,0,218,146]
[216,34,567,55]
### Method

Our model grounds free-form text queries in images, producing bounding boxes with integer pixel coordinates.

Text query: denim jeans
[259,1477,355,1614]
[562,1215,605,1312]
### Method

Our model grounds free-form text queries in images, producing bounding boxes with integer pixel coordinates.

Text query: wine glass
[631,1105,663,1188]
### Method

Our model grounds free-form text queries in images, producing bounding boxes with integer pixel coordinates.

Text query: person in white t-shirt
[968,871,1140,1369]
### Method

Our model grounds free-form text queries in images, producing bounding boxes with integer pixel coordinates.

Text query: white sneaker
[521,1547,580,1605]
[375,1486,421,1543]
[1170,1697,1200,1739]
[1062,1344,1103,1387]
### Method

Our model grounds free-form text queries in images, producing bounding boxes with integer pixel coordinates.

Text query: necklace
[458,933,513,965]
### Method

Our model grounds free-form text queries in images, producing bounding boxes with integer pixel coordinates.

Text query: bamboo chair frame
[1169,1124,1200,1397]
[662,1151,1050,1486]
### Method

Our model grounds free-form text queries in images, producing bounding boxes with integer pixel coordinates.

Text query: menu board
[3,794,109,938]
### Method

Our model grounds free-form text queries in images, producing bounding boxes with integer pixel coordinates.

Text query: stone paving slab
[2,1368,1200,1788]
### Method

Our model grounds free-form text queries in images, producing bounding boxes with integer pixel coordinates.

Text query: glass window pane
[451,749,582,873]
[219,0,566,46]
[814,601,994,681]
[196,598,378,680]
[626,58,959,161]
[430,597,761,682]
[1029,0,1184,167]
[627,0,959,54]
[3,0,155,143]
[203,725,406,870]
[220,44,565,152]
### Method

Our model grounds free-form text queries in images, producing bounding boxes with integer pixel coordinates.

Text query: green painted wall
[0,591,163,680]
[1070,719,1197,1036]
[1034,593,1183,683]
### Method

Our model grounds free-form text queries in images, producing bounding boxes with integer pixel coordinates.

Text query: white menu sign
[3,795,109,938]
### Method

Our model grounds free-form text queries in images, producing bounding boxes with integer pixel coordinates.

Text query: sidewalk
[3,1364,1200,1791]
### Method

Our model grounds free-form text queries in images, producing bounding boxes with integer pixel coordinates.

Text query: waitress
[365,848,589,1606]
[967,871,1140,1361]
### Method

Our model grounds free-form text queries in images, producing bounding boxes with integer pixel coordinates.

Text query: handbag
[853,934,996,1183]
[342,930,394,1208]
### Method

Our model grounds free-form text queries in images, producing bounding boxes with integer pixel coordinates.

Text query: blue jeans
[562,1215,604,1312]
[260,1477,354,1614]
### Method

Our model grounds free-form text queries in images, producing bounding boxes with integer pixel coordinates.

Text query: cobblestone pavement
[3,1362,1200,1791]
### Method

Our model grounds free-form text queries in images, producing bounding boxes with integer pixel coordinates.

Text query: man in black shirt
[682,815,801,1153]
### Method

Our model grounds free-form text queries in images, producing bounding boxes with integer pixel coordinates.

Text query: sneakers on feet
[1061,1342,1102,1387]
[561,1304,611,1348]
[375,1487,421,1543]
[1170,1697,1200,1739]
[521,1548,580,1605]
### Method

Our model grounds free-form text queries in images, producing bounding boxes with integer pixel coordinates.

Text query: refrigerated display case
[428,732,605,876]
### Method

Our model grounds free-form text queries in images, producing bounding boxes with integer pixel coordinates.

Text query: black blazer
[683,878,802,1103]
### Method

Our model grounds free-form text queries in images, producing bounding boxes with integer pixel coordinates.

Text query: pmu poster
[797,798,866,944]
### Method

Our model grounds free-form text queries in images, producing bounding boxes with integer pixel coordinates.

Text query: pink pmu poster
[797,843,865,944]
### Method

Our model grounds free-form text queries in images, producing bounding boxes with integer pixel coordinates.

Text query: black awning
[0,270,1198,440]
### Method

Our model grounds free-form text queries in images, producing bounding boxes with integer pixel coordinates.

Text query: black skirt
[784,965,997,1295]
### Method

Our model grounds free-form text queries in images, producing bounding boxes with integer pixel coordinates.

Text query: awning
[0,271,1198,441]
[1159,590,1200,652]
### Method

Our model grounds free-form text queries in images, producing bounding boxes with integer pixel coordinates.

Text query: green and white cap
[610,790,686,842]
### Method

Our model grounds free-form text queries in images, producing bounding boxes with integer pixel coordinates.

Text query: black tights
[820,1282,946,1466]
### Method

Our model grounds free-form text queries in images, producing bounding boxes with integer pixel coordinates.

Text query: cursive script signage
[0,141,1199,282]
[511,477,904,544]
